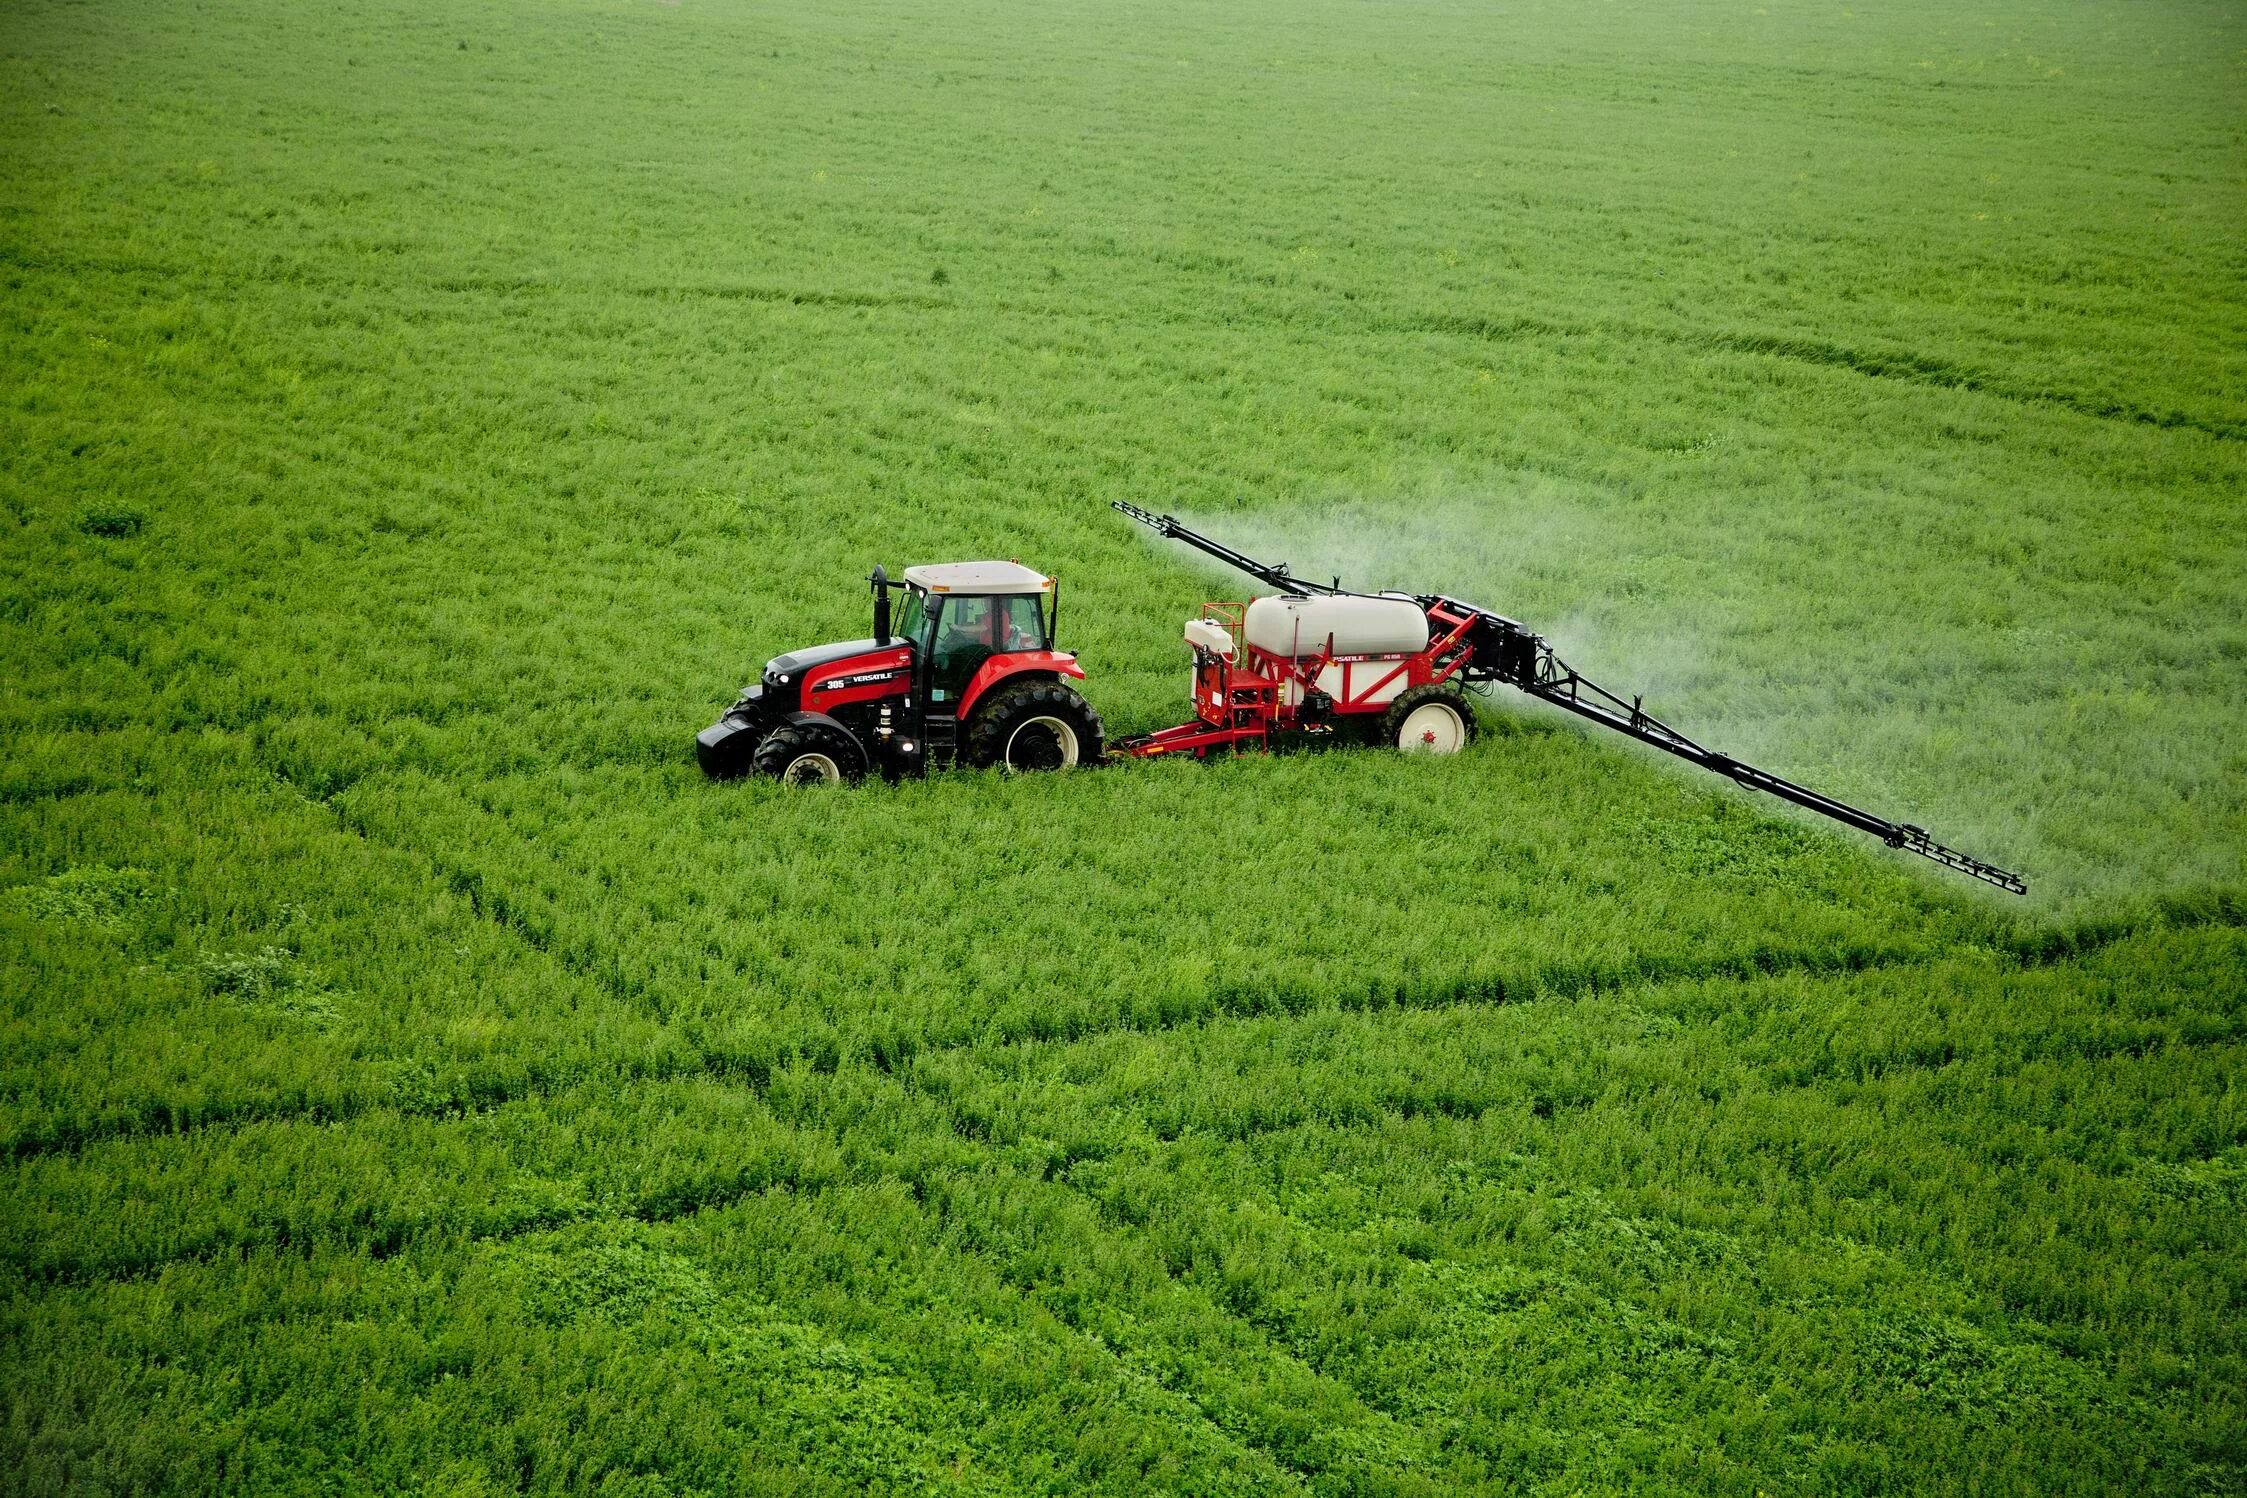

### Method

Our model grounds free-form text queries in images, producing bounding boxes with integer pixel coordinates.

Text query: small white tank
[1243,593,1429,658]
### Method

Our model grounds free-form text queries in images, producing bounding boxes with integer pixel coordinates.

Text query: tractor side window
[991,593,1048,651]
[897,590,931,652]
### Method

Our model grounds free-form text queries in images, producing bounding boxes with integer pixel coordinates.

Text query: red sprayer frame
[1119,599,1476,758]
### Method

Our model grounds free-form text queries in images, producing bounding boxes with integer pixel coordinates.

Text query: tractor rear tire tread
[964,680,1105,771]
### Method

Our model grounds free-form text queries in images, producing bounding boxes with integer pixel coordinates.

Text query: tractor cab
[896,562,1055,711]
[697,558,1104,782]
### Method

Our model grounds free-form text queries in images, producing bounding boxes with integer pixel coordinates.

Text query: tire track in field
[1021,1130,1509,1465]
[907,1068,1479,1485]
[1070,237,2247,444]
[11,733,2233,1175]
[979,999,2247,1164]
[0,1049,707,1163]
[8,1077,1424,1489]
[14,250,2239,447]
[7,1125,844,1289]
[979,1022,2247,1469]
[16,914,2240,1485]
[986,261,2245,445]
[1397,308,2246,446]
[2,1080,1418,1487]
[25,993,2239,1285]
[918,1117,1434,1486]
[15,743,2240,1164]
[0,903,1962,1161]
[25,960,2239,1289]
[426,272,954,315]
[0,248,951,316]
[11,822,2234,1166]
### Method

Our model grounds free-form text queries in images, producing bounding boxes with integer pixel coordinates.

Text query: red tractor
[695,561,1103,782]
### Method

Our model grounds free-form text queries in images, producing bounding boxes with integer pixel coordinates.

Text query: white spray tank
[1242,592,1429,659]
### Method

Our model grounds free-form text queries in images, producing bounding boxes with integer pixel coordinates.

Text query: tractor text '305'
[695,560,1102,783]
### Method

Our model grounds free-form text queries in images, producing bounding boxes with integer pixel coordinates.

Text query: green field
[4,0,2244,1490]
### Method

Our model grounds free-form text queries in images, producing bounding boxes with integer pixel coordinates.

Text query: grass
[2,0,2243,1490]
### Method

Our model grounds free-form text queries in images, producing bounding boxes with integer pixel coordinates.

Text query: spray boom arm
[1115,502,2025,895]
[1113,501,1344,598]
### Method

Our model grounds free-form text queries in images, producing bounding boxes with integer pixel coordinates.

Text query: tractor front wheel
[1382,685,1476,756]
[753,722,864,785]
[965,680,1105,772]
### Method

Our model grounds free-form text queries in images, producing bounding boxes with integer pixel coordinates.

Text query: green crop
[2,0,2241,1491]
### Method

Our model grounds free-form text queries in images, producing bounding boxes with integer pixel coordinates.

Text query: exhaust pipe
[870,564,891,644]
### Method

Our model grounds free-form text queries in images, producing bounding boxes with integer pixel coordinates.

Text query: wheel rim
[1004,714,1080,771]
[781,752,842,785]
[1397,702,1465,754]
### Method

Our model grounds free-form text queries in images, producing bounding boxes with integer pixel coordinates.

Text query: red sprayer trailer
[1108,503,2026,895]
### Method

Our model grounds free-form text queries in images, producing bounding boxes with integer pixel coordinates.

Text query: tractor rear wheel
[752,721,864,785]
[1382,685,1476,755]
[965,679,1105,772]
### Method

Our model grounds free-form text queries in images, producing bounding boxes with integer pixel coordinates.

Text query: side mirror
[870,565,891,644]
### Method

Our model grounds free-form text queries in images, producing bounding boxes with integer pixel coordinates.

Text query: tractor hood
[765,638,895,680]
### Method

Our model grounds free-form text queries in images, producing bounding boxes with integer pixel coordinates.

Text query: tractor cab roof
[902,561,1052,595]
